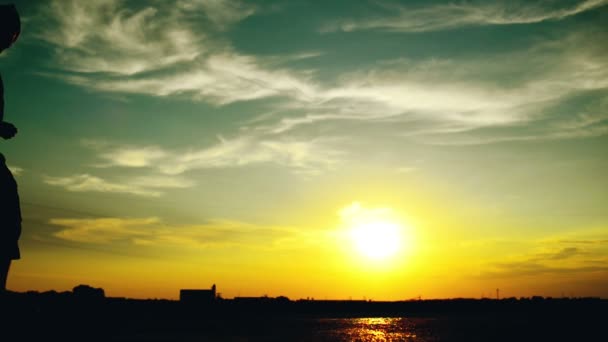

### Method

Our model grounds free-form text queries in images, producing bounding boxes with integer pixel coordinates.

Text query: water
[109,317,439,341]
[309,317,433,341]
[106,313,600,341]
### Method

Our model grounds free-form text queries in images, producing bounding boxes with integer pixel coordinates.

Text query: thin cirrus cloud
[36,0,317,105]
[324,0,608,33]
[260,33,608,143]
[49,216,303,250]
[51,217,161,244]
[159,136,343,175]
[39,0,201,75]
[43,173,194,198]
[44,136,340,197]
[33,0,608,146]
[44,174,162,197]
[479,236,608,278]
[58,53,319,105]
[85,135,342,176]
[8,165,23,176]
[44,136,342,197]
[99,146,167,168]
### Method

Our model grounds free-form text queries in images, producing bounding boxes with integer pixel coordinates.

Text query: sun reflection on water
[321,317,424,341]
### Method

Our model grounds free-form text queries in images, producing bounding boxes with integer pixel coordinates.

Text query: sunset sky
[2,0,607,300]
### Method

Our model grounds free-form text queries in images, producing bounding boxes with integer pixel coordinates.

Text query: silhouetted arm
[0,73,17,139]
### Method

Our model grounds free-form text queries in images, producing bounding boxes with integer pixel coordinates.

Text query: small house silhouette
[180,284,216,304]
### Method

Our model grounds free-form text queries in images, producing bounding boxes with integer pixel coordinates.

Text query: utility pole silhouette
[496,288,500,300]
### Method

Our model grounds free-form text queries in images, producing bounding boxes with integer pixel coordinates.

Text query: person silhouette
[0,3,20,140]
[0,153,21,292]
[0,3,21,292]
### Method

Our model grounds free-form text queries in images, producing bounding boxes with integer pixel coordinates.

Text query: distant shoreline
[4,287,605,317]
[3,289,605,341]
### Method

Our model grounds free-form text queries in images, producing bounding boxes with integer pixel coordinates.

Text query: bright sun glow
[339,202,408,262]
[350,220,402,260]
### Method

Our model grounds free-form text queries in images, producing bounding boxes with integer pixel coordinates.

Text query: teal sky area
[1,0,607,299]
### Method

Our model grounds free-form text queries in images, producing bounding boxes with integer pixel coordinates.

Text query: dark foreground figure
[0,3,21,292]
[0,153,21,291]
[0,3,20,139]
[1,290,605,341]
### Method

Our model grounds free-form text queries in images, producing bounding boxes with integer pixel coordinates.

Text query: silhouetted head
[0,4,20,52]
[0,152,5,165]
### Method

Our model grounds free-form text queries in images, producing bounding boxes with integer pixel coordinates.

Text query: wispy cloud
[547,247,582,260]
[325,0,608,33]
[32,0,608,146]
[558,240,608,245]
[44,174,162,197]
[161,135,342,175]
[98,146,167,168]
[44,174,195,197]
[259,29,608,144]
[8,165,23,176]
[38,0,202,75]
[51,217,161,244]
[43,173,194,197]
[175,0,256,30]
[86,136,343,175]
[49,216,302,250]
[130,175,194,189]
[421,94,608,145]
[46,134,340,198]
[35,0,317,105]
[484,262,608,278]
[479,234,608,278]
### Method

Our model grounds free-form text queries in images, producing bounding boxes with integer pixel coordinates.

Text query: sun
[350,220,402,260]
[338,202,411,264]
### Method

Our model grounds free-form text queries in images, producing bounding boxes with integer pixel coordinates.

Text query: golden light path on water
[320,317,422,341]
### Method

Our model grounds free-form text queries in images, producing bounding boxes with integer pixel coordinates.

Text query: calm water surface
[111,317,438,341]
[108,314,595,341]
[310,317,435,341]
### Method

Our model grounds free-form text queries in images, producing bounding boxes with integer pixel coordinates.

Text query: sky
[2,0,607,300]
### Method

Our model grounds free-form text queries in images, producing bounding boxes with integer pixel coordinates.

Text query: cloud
[548,247,582,260]
[161,135,342,175]
[558,240,608,245]
[45,135,339,198]
[59,53,318,105]
[85,136,342,175]
[325,0,608,33]
[32,0,608,146]
[97,146,167,168]
[130,175,194,189]
[480,237,608,278]
[7,165,23,176]
[261,29,608,144]
[484,262,608,278]
[38,0,201,75]
[43,173,193,197]
[49,216,302,250]
[176,0,256,30]
[51,217,161,244]
[35,0,317,105]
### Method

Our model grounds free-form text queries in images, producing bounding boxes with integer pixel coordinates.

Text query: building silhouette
[73,284,105,301]
[180,284,217,304]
